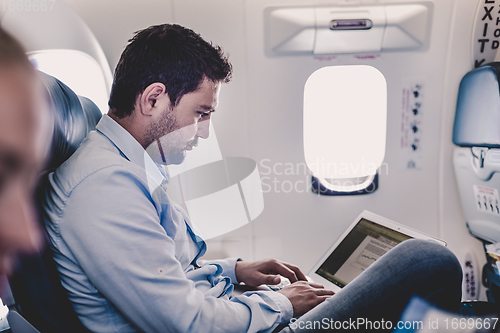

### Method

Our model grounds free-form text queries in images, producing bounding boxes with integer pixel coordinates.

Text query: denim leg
[279,239,463,332]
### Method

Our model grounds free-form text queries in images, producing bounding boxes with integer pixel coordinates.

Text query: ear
[137,82,168,116]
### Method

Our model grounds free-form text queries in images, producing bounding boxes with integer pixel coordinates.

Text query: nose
[197,116,211,140]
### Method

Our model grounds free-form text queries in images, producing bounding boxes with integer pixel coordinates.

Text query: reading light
[303,65,387,194]
[329,19,373,30]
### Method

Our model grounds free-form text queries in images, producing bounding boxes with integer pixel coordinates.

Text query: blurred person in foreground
[0,28,51,282]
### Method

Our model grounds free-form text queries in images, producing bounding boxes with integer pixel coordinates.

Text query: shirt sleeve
[198,257,294,325]
[198,258,240,284]
[59,165,291,333]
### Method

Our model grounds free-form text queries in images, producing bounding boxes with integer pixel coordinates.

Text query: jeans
[279,239,463,332]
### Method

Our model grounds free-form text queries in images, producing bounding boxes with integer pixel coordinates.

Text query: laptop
[307,210,446,293]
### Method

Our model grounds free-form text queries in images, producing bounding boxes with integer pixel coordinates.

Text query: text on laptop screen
[315,218,412,288]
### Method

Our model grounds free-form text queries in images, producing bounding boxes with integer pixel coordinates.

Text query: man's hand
[235,259,307,287]
[277,281,334,317]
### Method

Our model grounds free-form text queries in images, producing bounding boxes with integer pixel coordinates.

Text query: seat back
[452,62,500,302]
[453,62,500,243]
[7,71,102,333]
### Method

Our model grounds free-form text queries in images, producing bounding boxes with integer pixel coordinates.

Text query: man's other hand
[235,259,307,287]
[277,281,334,317]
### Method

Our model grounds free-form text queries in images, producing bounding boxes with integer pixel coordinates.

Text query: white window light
[28,50,109,114]
[303,65,387,193]
[0,297,8,331]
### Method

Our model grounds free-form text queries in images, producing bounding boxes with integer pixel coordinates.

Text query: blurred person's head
[108,24,232,165]
[0,29,51,276]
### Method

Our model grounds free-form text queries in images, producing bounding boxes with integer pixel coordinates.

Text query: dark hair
[108,24,232,118]
[0,28,33,70]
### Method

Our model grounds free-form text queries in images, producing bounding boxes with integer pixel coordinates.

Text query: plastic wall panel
[240,0,449,273]
[63,0,175,72]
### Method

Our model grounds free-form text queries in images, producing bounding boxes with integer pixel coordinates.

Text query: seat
[7,71,102,333]
[452,62,500,302]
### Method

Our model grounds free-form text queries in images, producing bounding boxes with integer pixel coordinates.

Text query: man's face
[145,78,220,165]
[0,64,50,276]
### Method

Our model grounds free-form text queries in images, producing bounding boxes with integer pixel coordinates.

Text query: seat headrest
[453,62,500,148]
[38,71,102,170]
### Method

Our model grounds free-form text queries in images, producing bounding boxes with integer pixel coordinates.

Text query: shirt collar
[96,114,167,188]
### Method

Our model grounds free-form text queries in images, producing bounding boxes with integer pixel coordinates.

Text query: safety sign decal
[473,0,500,68]
[473,184,500,216]
[400,78,425,171]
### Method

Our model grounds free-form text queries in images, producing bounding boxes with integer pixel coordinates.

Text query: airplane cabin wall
[243,0,448,270]
[440,0,492,299]
[34,0,493,299]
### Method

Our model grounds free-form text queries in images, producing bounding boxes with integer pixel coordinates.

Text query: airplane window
[303,65,387,195]
[28,50,109,114]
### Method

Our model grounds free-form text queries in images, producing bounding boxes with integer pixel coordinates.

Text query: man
[0,28,51,280]
[43,24,462,332]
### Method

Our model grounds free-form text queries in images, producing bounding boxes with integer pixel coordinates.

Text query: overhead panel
[265,3,432,55]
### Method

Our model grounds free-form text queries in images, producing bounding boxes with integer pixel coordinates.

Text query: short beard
[143,106,176,149]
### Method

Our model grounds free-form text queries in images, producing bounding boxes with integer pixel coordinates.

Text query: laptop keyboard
[267,276,291,291]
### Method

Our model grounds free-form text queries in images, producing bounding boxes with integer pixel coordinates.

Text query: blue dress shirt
[42,115,293,333]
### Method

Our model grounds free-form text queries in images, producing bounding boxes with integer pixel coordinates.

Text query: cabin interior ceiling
[60,0,488,298]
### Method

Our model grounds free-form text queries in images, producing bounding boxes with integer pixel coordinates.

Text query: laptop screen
[315,218,412,288]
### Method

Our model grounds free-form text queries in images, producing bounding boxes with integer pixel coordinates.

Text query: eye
[197,111,210,118]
